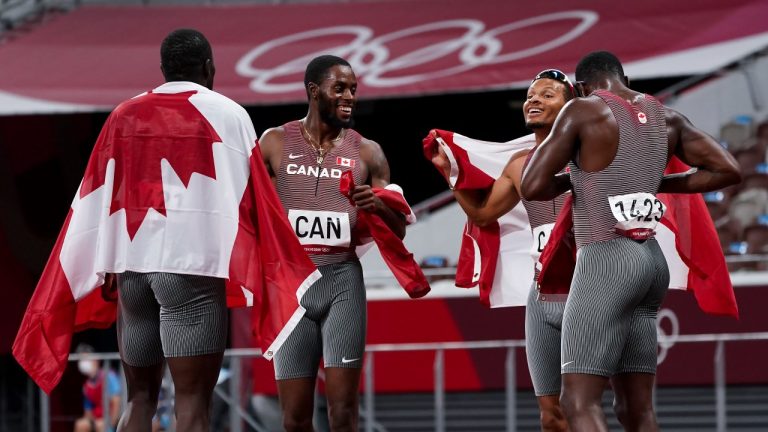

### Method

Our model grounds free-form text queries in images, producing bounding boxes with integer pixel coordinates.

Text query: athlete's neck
[302,113,343,144]
[534,127,552,145]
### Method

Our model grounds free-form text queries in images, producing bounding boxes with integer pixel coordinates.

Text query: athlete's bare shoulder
[259,125,288,178]
[548,96,608,133]
[261,126,287,144]
[358,135,380,152]
[358,135,391,186]
[260,126,287,158]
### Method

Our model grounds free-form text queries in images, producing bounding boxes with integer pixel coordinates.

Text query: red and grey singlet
[569,90,668,248]
[275,120,366,266]
[521,149,569,280]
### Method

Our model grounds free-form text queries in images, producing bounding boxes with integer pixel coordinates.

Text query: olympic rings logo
[656,308,680,365]
[235,11,599,94]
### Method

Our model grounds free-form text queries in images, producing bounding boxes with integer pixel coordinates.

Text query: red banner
[0,0,767,113]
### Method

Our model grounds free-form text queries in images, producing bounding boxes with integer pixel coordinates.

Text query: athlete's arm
[432,146,527,227]
[659,108,742,193]
[258,127,285,185]
[521,99,584,200]
[359,138,407,239]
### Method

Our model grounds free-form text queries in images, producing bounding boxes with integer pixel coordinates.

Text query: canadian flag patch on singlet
[337,156,355,167]
[608,192,666,240]
[637,112,648,124]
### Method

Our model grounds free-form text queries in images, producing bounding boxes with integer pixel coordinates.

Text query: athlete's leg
[611,239,669,432]
[611,373,658,432]
[277,378,316,432]
[117,362,164,432]
[164,354,221,432]
[560,374,609,432]
[537,394,568,432]
[325,368,362,431]
[560,239,655,430]
[525,284,568,431]
[152,273,228,432]
[116,272,165,432]
[321,262,366,431]
[275,267,328,431]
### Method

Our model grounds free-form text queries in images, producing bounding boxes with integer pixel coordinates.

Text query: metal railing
[33,331,768,432]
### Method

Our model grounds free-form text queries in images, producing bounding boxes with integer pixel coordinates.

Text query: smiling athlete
[259,55,405,432]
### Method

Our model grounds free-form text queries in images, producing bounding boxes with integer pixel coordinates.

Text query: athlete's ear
[307,82,319,100]
[575,81,586,97]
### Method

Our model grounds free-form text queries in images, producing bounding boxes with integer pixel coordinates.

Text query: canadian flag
[337,156,356,168]
[13,82,320,394]
[423,129,535,307]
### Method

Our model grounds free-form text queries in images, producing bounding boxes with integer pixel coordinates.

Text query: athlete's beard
[319,96,354,129]
[525,120,547,130]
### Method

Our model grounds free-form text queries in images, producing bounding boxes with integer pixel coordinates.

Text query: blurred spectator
[734,148,765,174]
[73,345,121,432]
[728,187,768,232]
[744,217,768,271]
[703,191,730,225]
[719,115,754,151]
[420,255,453,282]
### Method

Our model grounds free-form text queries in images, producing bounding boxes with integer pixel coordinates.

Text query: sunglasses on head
[532,69,578,97]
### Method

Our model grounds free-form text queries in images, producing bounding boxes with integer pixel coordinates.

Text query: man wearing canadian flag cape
[13,29,321,431]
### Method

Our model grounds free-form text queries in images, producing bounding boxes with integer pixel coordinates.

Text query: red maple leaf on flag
[80,91,221,239]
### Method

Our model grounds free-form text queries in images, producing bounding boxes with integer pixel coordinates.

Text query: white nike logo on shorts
[288,153,305,159]
[341,356,360,364]
[561,361,575,369]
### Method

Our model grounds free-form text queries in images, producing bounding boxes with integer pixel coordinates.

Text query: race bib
[530,223,555,261]
[288,209,351,249]
[608,193,666,240]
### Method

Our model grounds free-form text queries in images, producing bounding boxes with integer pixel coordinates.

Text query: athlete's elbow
[521,179,543,201]
[710,164,743,190]
[469,215,495,228]
[724,165,743,187]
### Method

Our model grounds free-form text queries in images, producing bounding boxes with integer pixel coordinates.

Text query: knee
[327,400,358,429]
[559,391,597,419]
[282,415,313,432]
[559,391,577,418]
[613,399,655,429]
[127,390,159,407]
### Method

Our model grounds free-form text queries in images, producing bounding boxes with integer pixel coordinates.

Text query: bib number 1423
[608,193,666,239]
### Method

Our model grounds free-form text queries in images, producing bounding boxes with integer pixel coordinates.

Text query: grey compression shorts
[274,260,366,380]
[561,237,669,377]
[525,282,566,396]
[117,271,227,367]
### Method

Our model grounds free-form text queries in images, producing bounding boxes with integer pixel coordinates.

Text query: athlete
[521,51,741,431]
[259,55,406,432]
[430,69,574,431]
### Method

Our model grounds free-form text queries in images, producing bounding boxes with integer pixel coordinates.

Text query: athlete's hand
[430,144,452,185]
[101,273,117,302]
[351,185,384,212]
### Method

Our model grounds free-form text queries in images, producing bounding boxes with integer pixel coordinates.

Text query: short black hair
[160,29,212,81]
[575,51,625,84]
[304,55,351,97]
